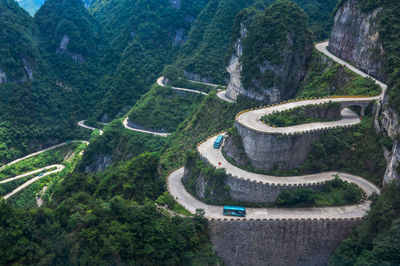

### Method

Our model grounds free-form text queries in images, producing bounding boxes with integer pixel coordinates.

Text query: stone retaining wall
[235,122,326,171]
[208,218,361,266]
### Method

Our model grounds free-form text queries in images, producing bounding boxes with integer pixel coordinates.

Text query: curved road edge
[3,164,65,200]
[123,117,170,137]
[167,167,379,220]
[77,120,104,135]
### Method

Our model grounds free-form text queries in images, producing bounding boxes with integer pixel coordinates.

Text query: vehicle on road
[65,140,71,143]
[214,135,224,149]
[223,206,246,217]
[38,173,44,177]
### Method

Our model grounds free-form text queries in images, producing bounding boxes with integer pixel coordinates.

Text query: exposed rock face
[381,107,400,183]
[183,70,214,84]
[328,0,385,81]
[226,2,313,102]
[21,58,34,81]
[85,153,112,173]
[56,35,85,63]
[172,29,186,47]
[169,0,181,9]
[209,219,362,266]
[235,122,325,171]
[0,67,7,83]
[225,24,246,101]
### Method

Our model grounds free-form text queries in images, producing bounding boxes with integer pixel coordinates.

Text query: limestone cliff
[226,1,313,102]
[328,0,385,81]
[328,0,400,184]
[56,35,85,63]
[0,67,7,83]
[225,24,246,101]
[380,107,400,183]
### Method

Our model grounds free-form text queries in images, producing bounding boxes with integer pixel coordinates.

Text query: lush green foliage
[240,1,313,95]
[92,0,208,119]
[330,181,400,265]
[78,120,167,171]
[286,116,386,185]
[261,102,341,127]
[128,84,203,132]
[160,93,262,173]
[184,150,230,204]
[174,0,255,83]
[298,52,381,98]
[0,150,219,264]
[0,142,79,180]
[275,176,366,207]
[0,0,40,81]
[185,151,365,208]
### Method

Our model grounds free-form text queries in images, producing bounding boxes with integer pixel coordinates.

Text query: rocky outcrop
[209,219,362,266]
[225,24,246,101]
[172,29,186,47]
[380,107,400,183]
[226,1,313,102]
[85,153,112,173]
[0,67,7,83]
[56,35,85,63]
[169,0,181,9]
[21,58,34,82]
[183,70,214,84]
[328,0,385,81]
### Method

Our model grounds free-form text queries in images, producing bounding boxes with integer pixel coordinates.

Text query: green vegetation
[185,151,365,207]
[291,116,386,185]
[160,93,262,173]
[298,51,381,97]
[7,142,87,209]
[261,102,341,127]
[174,0,251,83]
[184,150,231,204]
[240,1,313,95]
[0,142,79,180]
[174,0,338,83]
[275,176,366,207]
[128,84,203,132]
[0,169,54,197]
[330,181,400,265]
[92,0,208,119]
[224,115,385,186]
[78,120,167,171]
[0,151,219,265]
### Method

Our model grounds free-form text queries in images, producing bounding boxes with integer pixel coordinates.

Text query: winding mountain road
[167,41,386,220]
[1,140,89,200]
[77,120,104,135]
[3,164,65,200]
[123,117,171,137]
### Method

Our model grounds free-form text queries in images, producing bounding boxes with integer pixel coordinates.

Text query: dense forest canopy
[0,0,399,264]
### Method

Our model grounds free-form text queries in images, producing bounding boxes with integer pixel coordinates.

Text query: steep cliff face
[227,1,313,102]
[225,24,246,101]
[0,0,40,83]
[380,107,400,183]
[328,0,386,81]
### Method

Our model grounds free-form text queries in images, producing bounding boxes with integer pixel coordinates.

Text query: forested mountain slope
[173,0,337,84]
[91,0,208,120]
[0,0,84,163]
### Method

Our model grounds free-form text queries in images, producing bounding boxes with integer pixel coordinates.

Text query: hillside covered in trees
[1,0,400,264]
